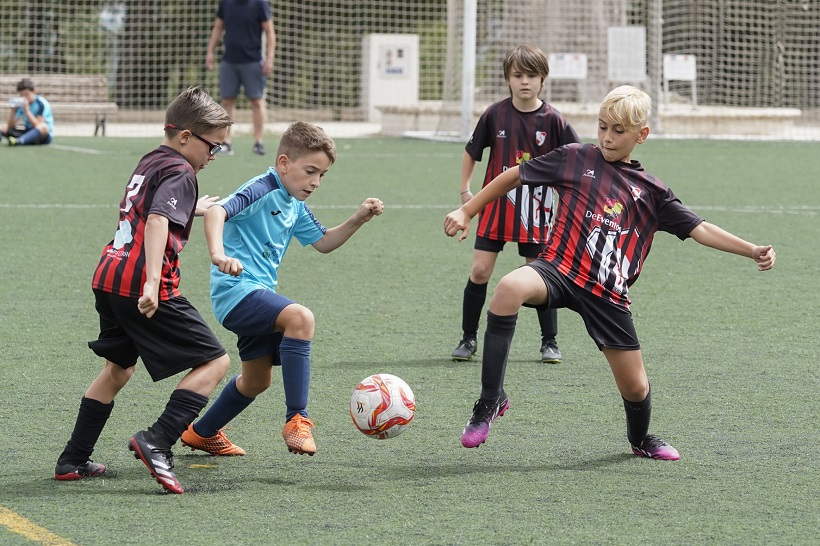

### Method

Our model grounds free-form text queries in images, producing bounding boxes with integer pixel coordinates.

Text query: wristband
[460,190,470,194]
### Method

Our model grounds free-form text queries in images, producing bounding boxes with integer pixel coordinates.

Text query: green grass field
[0,134,818,545]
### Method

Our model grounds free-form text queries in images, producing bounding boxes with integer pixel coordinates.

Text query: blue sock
[193,375,255,438]
[280,337,311,421]
[15,127,42,145]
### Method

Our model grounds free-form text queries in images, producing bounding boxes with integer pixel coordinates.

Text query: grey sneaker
[216,142,234,155]
[252,141,265,155]
[540,340,562,364]
[451,338,477,361]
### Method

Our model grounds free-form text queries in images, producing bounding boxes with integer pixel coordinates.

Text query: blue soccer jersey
[210,167,327,323]
[14,95,54,134]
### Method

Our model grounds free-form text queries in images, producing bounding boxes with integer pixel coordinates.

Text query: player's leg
[55,290,139,481]
[181,356,272,457]
[240,61,267,154]
[452,239,501,361]
[462,265,548,448]
[55,361,135,480]
[8,125,46,145]
[218,60,240,152]
[521,245,562,364]
[275,302,317,455]
[125,296,229,493]
[183,289,286,455]
[603,348,680,461]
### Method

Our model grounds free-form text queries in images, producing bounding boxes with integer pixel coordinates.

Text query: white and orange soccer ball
[350,373,416,439]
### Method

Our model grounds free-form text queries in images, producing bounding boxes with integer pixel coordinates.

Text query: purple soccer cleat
[630,434,681,461]
[461,392,510,448]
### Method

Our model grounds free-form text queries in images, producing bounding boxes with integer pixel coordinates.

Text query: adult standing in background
[206,0,275,156]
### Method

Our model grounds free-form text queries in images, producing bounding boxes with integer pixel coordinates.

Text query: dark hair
[164,86,231,136]
[16,78,35,92]
[277,122,336,164]
[502,45,550,95]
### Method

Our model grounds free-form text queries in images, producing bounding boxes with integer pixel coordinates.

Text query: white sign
[379,46,410,79]
[663,54,697,81]
[608,26,646,82]
[548,53,588,80]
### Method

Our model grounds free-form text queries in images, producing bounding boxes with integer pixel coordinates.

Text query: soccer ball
[350,373,415,439]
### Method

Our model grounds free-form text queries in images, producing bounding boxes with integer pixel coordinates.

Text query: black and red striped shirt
[92,146,199,300]
[467,98,579,243]
[519,143,704,308]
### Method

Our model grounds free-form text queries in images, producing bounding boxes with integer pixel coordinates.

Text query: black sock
[480,311,517,399]
[146,389,208,449]
[537,307,558,343]
[461,279,487,340]
[58,397,114,466]
[623,387,652,445]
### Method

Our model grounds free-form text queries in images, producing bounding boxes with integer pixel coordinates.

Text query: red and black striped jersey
[92,146,199,300]
[519,143,704,308]
[466,98,580,243]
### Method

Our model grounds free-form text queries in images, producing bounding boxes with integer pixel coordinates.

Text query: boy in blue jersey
[1,78,54,146]
[181,121,384,457]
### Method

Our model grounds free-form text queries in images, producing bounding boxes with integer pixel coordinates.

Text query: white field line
[1,203,819,214]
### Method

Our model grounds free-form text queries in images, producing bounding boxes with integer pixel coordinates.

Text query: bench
[0,74,118,136]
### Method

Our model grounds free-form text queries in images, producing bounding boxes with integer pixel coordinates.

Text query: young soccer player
[444,85,776,460]
[1,78,53,146]
[452,45,580,364]
[179,121,384,458]
[54,86,233,494]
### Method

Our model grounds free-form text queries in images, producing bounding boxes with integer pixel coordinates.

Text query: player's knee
[208,354,231,377]
[280,304,315,339]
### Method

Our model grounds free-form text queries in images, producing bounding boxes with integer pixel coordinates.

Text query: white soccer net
[0,1,817,139]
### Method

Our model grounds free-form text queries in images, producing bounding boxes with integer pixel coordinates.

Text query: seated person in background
[1,78,54,146]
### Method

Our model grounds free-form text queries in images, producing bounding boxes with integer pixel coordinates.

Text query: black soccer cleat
[55,459,106,481]
[128,431,184,494]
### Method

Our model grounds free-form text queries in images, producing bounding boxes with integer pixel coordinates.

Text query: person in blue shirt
[1,78,54,146]
[206,0,275,156]
[181,121,384,458]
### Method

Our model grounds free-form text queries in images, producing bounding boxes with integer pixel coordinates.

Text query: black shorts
[524,260,640,351]
[474,235,543,259]
[88,289,227,381]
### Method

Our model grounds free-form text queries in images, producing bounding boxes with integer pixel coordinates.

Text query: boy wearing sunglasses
[54,86,233,494]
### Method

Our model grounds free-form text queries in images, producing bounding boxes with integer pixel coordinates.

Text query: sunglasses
[164,123,223,155]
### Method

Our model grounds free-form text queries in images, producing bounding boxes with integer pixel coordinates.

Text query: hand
[212,253,243,277]
[206,52,214,71]
[752,245,776,271]
[444,208,471,241]
[195,194,220,216]
[262,59,274,75]
[137,281,160,318]
[358,198,384,222]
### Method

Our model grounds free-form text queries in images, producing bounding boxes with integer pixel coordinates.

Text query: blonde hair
[277,122,337,165]
[600,86,651,129]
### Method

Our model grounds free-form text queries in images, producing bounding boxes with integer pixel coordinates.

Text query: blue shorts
[222,289,294,362]
[474,235,543,259]
[524,259,640,351]
[219,61,267,99]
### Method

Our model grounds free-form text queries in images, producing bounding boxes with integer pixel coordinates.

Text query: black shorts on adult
[88,289,227,381]
[474,235,543,259]
[524,259,640,351]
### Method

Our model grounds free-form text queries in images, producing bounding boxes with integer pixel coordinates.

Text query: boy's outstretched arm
[204,204,243,276]
[444,165,522,241]
[312,198,384,254]
[689,221,776,271]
